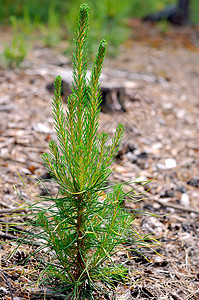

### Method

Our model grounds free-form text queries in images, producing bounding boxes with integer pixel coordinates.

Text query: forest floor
[0,21,199,299]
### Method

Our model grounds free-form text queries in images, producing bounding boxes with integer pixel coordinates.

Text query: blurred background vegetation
[0,0,198,66]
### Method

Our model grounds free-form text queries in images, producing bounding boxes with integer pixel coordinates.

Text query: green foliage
[130,0,175,18]
[17,4,31,34]
[15,3,153,299]
[0,0,176,24]
[0,0,63,24]
[65,0,131,57]
[157,20,170,33]
[1,0,199,27]
[2,0,199,58]
[3,39,26,68]
[191,0,199,24]
[39,2,62,48]
[3,16,26,68]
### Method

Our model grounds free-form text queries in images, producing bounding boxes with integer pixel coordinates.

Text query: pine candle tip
[80,3,90,15]
[101,39,107,48]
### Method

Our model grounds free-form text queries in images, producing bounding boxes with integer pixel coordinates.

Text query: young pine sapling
[17,4,151,299]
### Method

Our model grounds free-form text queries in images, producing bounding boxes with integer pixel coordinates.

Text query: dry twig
[154,200,199,215]
[0,270,14,300]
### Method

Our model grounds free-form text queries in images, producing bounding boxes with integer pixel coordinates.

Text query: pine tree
[16,4,151,299]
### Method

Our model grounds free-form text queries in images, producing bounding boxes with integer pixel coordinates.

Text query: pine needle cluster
[15,4,151,299]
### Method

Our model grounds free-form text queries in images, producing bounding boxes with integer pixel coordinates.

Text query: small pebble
[175,108,186,119]
[162,102,173,114]
[126,152,137,163]
[187,177,199,188]
[33,122,51,133]
[165,158,177,169]
[157,158,177,170]
[180,193,190,207]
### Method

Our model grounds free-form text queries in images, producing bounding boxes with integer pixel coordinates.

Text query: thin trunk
[76,199,86,280]
[178,0,190,24]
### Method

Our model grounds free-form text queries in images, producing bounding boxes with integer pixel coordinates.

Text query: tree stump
[143,0,190,25]
[46,80,127,113]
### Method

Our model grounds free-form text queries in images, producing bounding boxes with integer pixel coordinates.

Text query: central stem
[76,196,86,280]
